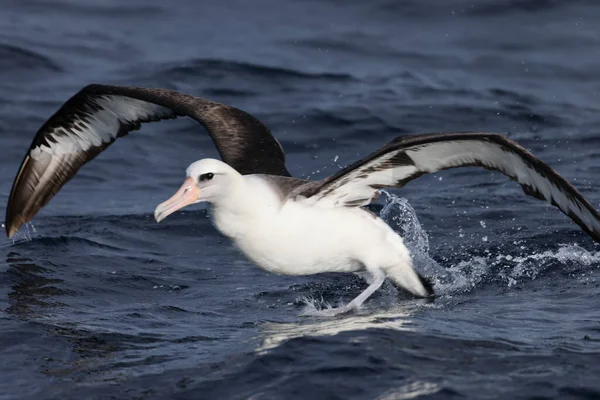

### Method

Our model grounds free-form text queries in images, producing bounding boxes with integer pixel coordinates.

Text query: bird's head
[154,158,240,222]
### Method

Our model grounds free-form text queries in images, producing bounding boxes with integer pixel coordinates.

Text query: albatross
[5,84,600,316]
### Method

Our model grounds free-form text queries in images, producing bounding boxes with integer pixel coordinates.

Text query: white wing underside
[30,96,173,159]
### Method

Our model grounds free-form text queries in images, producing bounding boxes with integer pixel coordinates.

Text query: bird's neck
[210,175,280,239]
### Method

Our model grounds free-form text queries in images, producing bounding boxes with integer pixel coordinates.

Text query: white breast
[218,201,385,275]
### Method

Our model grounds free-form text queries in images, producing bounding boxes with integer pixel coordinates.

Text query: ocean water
[1,0,600,399]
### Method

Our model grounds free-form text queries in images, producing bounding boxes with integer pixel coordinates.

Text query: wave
[156,58,354,82]
[282,36,396,59]
[0,43,62,73]
[467,0,596,16]
[367,0,595,17]
[15,0,163,17]
[10,235,126,252]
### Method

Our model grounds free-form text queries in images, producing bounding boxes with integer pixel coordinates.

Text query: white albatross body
[154,159,430,315]
[214,175,414,279]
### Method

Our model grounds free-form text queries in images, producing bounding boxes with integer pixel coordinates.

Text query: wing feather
[296,132,600,243]
[5,84,289,237]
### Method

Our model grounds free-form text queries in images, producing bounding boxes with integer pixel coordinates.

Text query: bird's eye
[199,172,214,181]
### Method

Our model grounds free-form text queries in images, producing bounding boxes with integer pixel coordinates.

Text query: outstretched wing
[296,132,600,243]
[5,84,289,237]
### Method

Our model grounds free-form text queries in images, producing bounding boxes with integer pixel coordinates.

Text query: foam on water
[298,296,335,317]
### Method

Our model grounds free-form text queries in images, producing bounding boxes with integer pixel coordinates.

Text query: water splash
[377,191,600,296]
[298,296,334,316]
[437,243,600,293]
[379,191,441,276]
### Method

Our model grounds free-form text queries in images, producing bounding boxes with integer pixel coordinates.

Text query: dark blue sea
[2,0,600,399]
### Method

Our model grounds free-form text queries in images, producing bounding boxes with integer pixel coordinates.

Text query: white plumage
[155,159,431,316]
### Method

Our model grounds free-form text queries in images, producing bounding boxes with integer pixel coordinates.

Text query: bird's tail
[383,259,434,297]
[381,228,434,298]
[368,214,434,297]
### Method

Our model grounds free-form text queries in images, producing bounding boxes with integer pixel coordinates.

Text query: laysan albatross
[5,84,600,316]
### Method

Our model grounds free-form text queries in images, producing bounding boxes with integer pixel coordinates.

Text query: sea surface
[1,0,600,399]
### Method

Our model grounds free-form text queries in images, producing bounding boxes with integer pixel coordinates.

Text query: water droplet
[480,220,486,228]
[482,236,488,242]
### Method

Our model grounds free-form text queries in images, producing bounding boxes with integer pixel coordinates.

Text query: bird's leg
[309,267,386,317]
[343,267,386,311]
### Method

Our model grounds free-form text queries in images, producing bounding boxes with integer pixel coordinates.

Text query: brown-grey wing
[5,84,289,237]
[296,132,600,243]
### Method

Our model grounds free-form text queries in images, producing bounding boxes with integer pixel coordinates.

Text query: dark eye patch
[199,172,214,181]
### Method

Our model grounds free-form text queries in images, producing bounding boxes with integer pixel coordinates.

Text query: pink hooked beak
[154,177,200,222]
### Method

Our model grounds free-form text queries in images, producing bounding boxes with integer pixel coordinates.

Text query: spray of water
[379,191,441,274]
[379,191,600,295]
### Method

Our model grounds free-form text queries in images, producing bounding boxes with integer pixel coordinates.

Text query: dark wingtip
[7,227,17,239]
[5,213,22,238]
[417,272,435,297]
